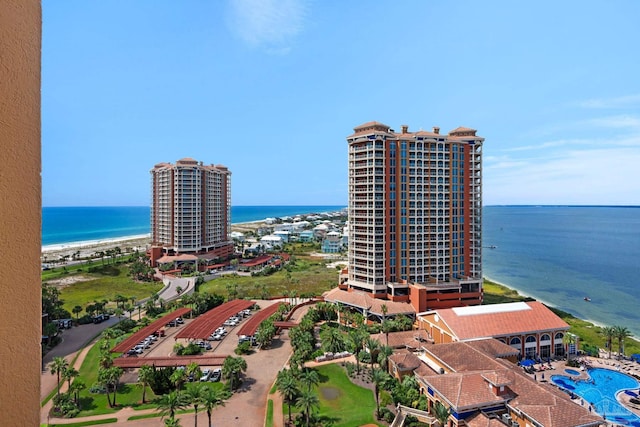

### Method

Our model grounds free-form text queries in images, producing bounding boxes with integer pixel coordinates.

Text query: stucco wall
[0,1,41,425]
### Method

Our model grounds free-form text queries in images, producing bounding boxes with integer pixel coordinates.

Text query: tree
[320,327,346,354]
[137,365,154,404]
[68,378,85,407]
[366,337,380,372]
[381,319,393,348]
[433,400,451,427]
[171,368,188,391]
[186,362,202,385]
[276,368,300,426]
[63,366,79,390]
[164,418,183,427]
[614,325,631,359]
[298,368,319,393]
[44,322,59,347]
[185,383,206,427]
[371,368,389,419]
[72,305,83,321]
[296,388,319,427]
[157,390,189,421]
[98,366,123,407]
[50,356,69,396]
[222,356,247,391]
[563,333,577,361]
[377,345,394,373]
[601,326,616,359]
[348,326,368,375]
[201,387,231,427]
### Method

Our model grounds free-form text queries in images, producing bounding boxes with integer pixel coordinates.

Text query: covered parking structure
[236,302,285,337]
[111,307,192,353]
[113,354,228,368]
[176,299,255,341]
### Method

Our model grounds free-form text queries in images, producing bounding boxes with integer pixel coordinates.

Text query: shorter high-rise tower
[150,158,233,259]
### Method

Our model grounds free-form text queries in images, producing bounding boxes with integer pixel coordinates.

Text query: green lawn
[53,264,162,315]
[290,364,383,427]
[199,256,339,298]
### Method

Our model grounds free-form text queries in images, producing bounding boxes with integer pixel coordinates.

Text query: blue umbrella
[520,359,535,367]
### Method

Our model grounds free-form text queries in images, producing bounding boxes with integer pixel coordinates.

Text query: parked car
[166,320,177,327]
[197,341,212,350]
[209,368,221,382]
[175,317,184,324]
[200,368,211,382]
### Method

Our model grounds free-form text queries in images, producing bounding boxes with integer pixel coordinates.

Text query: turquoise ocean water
[42,205,346,246]
[483,206,640,337]
[43,205,640,336]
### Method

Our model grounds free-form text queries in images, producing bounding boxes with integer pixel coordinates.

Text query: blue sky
[42,0,640,206]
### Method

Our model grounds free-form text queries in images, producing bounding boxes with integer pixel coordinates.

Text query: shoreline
[40,219,272,261]
[484,275,611,332]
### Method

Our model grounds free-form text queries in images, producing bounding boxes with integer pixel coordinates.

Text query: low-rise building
[417,301,570,359]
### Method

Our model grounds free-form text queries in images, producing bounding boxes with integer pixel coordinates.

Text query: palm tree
[613,325,631,359]
[296,389,319,427]
[433,400,451,427]
[601,326,616,359]
[137,365,154,404]
[563,333,577,361]
[185,383,206,427]
[276,368,300,426]
[381,319,393,347]
[72,305,83,321]
[157,390,189,421]
[50,356,69,396]
[222,356,247,392]
[371,368,388,419]
[348,326,368,375]
[68,378,86,407]
[377,345,394,373]
[171,368,188,391]
[299,368,319,392]
[63,366,79,390]
[320,327,345,354]
[201,387,231,427]
[164,418,183,427]
[186,362,202,385]
[366,337,380,372]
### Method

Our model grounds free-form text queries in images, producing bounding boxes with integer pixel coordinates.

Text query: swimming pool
[565,368,581,376]
[551,368,640,426]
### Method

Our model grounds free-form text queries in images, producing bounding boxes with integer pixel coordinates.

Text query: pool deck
[523,355,640,423]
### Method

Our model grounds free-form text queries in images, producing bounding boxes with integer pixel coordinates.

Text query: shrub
[235,341,252,355]
[379,407,395,423]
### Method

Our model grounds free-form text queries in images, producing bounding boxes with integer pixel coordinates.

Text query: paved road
[41,316,121,399]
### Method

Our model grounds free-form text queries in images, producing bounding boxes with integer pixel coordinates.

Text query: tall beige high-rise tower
[150,158,232,258]
[344,122,484,312]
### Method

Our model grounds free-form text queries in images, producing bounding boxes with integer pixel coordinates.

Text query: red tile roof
[371,330,432,349]
[323,288,415,316]
[426,301,569,340]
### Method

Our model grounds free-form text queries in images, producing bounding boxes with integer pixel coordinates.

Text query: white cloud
[578,94,640,109]
[227,0,308,53]
[484,145,640,205]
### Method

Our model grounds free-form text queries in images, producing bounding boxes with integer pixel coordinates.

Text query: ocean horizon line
[42,204,638,209]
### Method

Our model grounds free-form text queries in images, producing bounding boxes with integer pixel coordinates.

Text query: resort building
[149,158,233,260]
[344,121,484,312]
[417,301,571,359]
[412,339,603,427]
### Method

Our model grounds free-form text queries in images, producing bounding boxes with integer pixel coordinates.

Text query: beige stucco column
[0,1,41,425]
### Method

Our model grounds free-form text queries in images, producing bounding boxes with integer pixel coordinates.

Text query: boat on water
[584,297,591,302]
